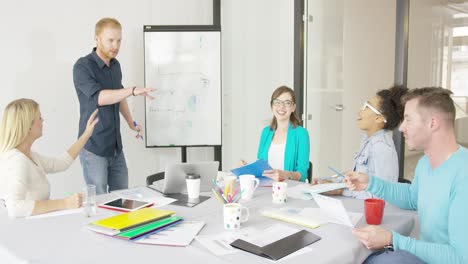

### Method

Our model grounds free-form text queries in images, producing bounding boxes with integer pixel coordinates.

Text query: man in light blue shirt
[346,87,468,263]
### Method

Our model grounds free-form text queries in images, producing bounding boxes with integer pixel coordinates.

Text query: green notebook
[116,216,183,240]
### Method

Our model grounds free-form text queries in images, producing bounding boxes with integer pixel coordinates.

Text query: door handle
[332,104,344,111]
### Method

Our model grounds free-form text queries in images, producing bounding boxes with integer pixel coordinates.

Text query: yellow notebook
[261,208,321,229]
[92,208,175,231]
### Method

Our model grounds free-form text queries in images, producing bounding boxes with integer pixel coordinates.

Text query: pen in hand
[315,166,347,183]
[133,121,144,141]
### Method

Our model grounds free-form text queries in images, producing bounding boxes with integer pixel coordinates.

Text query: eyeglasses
[361,102,387,123]
[272,99,294,108]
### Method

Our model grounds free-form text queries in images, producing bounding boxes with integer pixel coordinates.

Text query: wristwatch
[384,243,394,252]
[288,172,294,180]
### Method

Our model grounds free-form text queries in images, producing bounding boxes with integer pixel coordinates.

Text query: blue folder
[230,159,273,186]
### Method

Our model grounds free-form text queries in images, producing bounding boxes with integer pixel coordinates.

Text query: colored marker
[212,189,226,204]
[133,121,144,141]
[327,166,347,179]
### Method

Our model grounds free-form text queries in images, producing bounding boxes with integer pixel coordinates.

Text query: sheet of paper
[136,221,205,246]
[243,223,299,247]
[112,186,176,207]
[312,194,362,227]
[287,184,313,200]
[302,183,346,194]
[26,208,83,219]
[196,228,259,256]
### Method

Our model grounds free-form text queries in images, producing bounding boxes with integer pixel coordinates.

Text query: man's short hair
[95,18,121,36]
[401,87,455,126]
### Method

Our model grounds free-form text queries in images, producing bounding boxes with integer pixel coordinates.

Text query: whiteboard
[144,27,221,147]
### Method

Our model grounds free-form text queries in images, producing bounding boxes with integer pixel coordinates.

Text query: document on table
[262,194,362,228]
[196,227,259,256]
[287,184,314,200]
[112,186,176,207]
[311,193,362,227]
[234,224,315,262]
[26,208,83,219]
[135,221,205,246]
[302,183,347,194]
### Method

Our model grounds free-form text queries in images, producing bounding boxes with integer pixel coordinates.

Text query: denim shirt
[73,48,123,157]
[343,129,399,199]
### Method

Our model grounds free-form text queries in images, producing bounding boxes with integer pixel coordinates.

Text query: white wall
[0,0,293,197]
[221,0,294,168]
[305,0,396,178]
[0,0,213,197]
[342,0,396,167]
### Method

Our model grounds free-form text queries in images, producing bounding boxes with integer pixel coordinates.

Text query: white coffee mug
[223,203,249,230]
[272,181,288,204]
[239,174,260,200]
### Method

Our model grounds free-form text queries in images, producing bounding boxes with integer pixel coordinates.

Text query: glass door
[304,0,397,178]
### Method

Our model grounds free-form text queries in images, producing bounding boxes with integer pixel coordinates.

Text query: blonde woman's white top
[0,148,73,218]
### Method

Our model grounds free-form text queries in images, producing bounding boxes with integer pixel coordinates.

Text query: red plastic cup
[364,198,385,225]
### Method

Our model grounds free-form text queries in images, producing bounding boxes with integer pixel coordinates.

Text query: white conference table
[0,181,416,264]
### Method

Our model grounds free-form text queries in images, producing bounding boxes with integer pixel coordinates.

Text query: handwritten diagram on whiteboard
[144,30,221,147]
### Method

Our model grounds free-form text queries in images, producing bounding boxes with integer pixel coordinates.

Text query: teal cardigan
[257,123,310,182]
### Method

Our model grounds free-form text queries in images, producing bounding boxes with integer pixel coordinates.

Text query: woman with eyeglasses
[0,99,98,218]
[320,85,408,198]
[239,86,310,182]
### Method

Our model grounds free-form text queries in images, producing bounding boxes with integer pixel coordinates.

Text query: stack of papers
[115,216,183,240]
[136,221,205,246]
[302,183,347,194]
[287,183,346,200]
[86,208,176,236]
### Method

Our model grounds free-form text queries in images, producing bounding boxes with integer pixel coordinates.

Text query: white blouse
[0,148,73,218]
[268,143,286,170]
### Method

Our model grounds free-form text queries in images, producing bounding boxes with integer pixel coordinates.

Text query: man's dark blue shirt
[73,48,123,157]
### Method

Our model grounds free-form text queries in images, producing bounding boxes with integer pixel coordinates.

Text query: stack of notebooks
[86,207,183,241]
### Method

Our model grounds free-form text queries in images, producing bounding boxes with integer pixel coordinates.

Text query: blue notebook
[231,159,274,186]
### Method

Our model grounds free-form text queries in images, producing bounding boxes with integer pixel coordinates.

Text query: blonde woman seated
[240,86,310,182]
[0,99,98,218]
